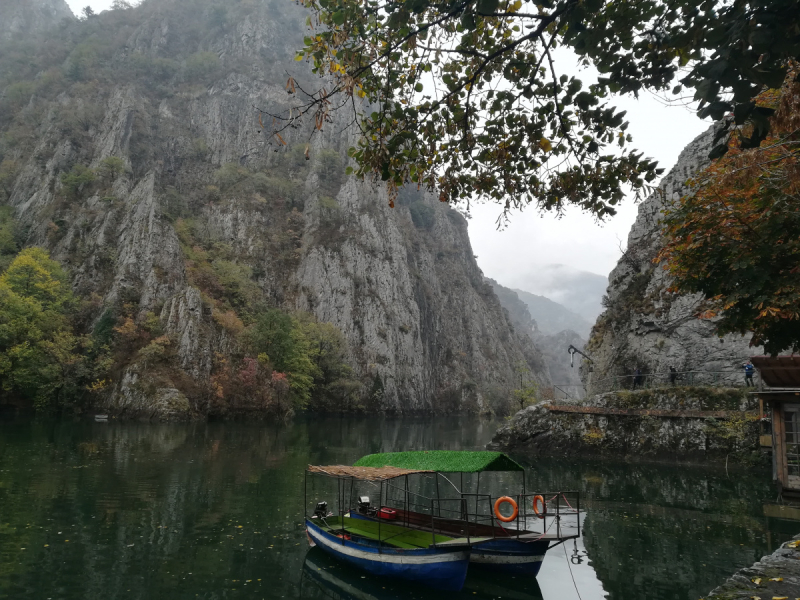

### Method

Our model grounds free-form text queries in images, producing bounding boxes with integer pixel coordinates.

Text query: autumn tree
[660,71,800,355]
[246,309,320,408]
[0,248,82,409]
[278,0,799,215]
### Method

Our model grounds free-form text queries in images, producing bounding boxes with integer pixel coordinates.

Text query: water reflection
[0,416,796,600]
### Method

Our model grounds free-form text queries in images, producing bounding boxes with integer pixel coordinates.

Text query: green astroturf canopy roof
[353,451,523,473]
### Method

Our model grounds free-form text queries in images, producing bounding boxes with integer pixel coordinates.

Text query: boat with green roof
[303,463,476,591]
[348,450,581,576]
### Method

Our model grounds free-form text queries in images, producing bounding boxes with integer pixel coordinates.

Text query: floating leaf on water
[753,578,762,585]
[770,578,783,582]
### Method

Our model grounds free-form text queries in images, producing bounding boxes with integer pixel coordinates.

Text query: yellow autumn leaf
[295,54,304,61]
[772,597,788,600]
[769,578,783,582]
[539,137,552,152]
[753,578,762,585]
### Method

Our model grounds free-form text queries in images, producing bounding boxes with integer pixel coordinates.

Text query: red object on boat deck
[378,507,397,520]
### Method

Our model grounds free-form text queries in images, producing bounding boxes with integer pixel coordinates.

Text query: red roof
[751,356,800,388]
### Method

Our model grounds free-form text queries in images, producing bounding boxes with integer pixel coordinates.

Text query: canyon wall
[0,0,547,416]
[584,128,759,395]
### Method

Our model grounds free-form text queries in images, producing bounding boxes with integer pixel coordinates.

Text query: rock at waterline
[488,388,762,463]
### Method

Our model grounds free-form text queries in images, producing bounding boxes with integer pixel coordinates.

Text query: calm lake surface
[0,415,797,600]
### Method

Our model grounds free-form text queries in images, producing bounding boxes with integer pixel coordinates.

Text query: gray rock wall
[0,0,547,416]
[0,0,74,40]
[489,388,760,463]
[584,127,759,395]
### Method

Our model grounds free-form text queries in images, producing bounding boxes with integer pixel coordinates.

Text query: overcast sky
[468,89,708,295]
[65,0,113,13]
[64,0,710,300]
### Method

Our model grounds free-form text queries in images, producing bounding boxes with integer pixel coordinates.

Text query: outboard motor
[357,496,371,514]
[313,501,330,518]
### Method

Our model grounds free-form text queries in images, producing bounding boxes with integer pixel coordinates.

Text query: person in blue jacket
[742,360,755,387]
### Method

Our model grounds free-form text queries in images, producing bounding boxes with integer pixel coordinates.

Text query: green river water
[0,415,797,600]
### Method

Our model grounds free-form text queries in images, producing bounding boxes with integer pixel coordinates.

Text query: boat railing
[514,491,581,541]
[456,491,581,541]
[430,498,471,546]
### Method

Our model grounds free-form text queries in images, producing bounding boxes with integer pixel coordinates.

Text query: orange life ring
[493,496,519,522]
[532,495,546,517]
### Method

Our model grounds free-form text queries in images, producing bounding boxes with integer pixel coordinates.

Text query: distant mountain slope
[513,289,593,339]
[514,264,608,322]
[489,279,586,397]
[486,278,535,338]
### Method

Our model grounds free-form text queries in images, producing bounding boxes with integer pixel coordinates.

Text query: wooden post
[773,404,788,489]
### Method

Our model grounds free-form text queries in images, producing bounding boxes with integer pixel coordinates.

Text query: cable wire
[564,541,583,600]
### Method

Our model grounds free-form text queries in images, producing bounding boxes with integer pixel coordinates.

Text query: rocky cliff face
[0,0,547,416]
[489,387,760,463]
[0,0,74,40]
[584,128,759,394]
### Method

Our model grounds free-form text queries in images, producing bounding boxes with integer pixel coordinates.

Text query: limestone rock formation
[489,388,760,462]
[0,0,74,40]
[0,0,547,416]
[585,127,759,395]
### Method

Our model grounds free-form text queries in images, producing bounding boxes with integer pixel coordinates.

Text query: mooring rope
[563,541,584,600]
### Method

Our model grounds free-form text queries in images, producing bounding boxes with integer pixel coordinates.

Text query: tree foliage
[244,309,360,409]
[660,71,800,355]
[285,0,799,214]
[0,248,80,407]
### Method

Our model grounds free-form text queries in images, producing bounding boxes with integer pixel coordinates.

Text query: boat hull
[348,510,550,575]
[470,538,549,575]
[305,519,470,591]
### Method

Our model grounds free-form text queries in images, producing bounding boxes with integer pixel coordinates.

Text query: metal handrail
[587,369,762,393]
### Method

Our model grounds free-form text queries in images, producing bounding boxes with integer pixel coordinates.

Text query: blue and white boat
[300,545,546,600]
[304,464,472,591]
[349,451,581,576]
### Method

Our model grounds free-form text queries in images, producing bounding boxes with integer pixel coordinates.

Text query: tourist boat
[348,451,581,575]
[303,463,474,591]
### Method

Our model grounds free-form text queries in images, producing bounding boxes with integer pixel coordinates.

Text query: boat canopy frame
[304,464,475,550]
